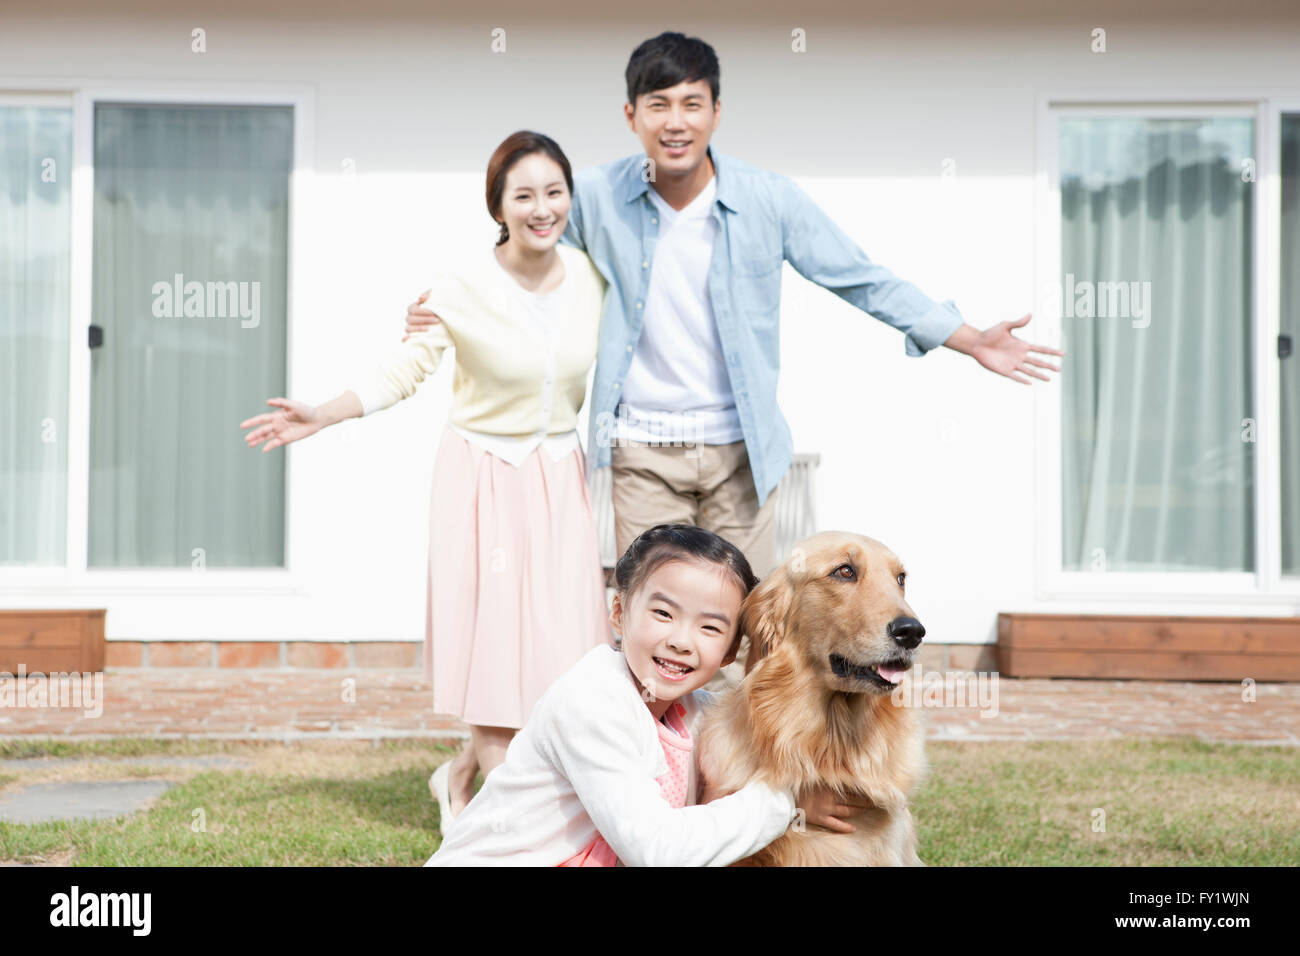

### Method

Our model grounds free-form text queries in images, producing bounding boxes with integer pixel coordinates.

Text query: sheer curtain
[89,103,291,567]
[1059,117,1255,572]
[1281,114,1300,576]
[0,105,71,566]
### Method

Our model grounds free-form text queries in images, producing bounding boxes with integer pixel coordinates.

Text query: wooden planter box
[0,610,106,674]
[997,613,1300,681]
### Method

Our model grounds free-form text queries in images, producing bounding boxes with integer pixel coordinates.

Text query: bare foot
[447,747,477,816]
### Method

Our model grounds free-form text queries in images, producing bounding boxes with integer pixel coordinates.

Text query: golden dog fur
[696,531,928,866]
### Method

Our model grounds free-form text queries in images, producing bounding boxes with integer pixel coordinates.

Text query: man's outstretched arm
[776,176,1062,383]
[940,314,1062,384]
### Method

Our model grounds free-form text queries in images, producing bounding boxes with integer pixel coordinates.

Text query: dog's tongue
[876,663,908,683]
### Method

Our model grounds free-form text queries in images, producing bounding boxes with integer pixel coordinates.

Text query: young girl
[426,523,867,866]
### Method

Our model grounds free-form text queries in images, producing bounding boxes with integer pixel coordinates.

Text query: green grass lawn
[1,736,1295,866]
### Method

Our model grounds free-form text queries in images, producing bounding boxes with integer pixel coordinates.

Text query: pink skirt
[425,423,613,729]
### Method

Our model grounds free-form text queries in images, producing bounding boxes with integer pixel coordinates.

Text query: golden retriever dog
[696,531,928,866]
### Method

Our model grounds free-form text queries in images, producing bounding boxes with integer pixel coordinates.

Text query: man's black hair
[625,31,720,107]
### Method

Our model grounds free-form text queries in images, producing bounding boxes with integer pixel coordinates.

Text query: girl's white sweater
[425,643,797,867]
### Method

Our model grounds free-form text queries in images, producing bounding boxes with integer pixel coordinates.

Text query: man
[405,30,1060,607]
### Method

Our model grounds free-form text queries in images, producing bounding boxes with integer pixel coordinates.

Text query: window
[88,103,292,568]
[1280,113,1300,576]
[1044,101,1300,595]
[0,95,295,577]
[0,102,73,566]
[1058,116,1255,573]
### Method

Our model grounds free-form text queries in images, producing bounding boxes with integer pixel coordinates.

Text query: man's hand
[797,784,875,834]
[403,290,443,342]
[946,313,1063,384]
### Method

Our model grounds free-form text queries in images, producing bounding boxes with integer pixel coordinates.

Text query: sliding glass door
[1281,114,1300,576]
[0,103,72,566]
[88,103,292,568]
[1058,116,1256,573]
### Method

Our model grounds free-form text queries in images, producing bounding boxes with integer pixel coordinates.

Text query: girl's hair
[484,130,574,247]
[614,524,759,653]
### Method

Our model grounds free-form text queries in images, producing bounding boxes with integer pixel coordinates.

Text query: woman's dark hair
[485,130,574,246]
[614,524,758,652]
[625,32,720,107]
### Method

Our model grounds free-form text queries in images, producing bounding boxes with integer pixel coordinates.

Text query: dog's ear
[739,567,794,675]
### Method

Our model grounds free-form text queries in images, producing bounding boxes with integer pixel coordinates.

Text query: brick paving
[0,668,1295,745]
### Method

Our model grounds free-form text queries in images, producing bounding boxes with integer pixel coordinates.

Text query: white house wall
[3,0,1299,646]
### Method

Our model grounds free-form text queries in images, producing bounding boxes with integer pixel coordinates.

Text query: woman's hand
[240,398,326,452]
[403,289,443,342]
[797,784,875,834]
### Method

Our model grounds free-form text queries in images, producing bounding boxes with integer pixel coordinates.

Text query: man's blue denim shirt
[561,144,965,508]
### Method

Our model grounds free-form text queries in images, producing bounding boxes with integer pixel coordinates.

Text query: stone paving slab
[0,669,1295,745]
[0,780,175,824]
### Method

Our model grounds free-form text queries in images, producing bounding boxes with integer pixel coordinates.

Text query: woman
[239,131,612,825]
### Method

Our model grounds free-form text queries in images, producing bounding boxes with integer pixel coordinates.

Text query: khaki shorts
[610,438,780,690]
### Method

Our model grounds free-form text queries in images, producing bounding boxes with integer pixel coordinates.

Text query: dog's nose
[888,616,925,649]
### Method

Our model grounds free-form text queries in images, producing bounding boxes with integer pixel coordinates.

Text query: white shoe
[429,761,459,829]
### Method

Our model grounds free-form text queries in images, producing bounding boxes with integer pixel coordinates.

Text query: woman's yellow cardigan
[352,244,607,437]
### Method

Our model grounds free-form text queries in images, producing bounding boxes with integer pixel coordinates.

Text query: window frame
[1034,91,1300,605]
[0,79,313,598]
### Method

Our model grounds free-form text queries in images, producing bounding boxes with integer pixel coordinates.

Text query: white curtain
[0,105,71,566]
[1059,117,1255,572]
[1282,114,1300,576]
[89,103,291,567]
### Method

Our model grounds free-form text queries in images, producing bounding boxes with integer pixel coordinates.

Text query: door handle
[89,324,103,349]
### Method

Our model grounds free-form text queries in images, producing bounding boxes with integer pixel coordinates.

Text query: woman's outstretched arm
[240,391,363,452]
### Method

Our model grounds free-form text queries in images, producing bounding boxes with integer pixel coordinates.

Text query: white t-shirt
[425,643,797,866]
[617,176,746,446]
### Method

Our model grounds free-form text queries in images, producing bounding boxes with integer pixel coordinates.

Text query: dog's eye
[831,564,856,581]
[897,572,906,588]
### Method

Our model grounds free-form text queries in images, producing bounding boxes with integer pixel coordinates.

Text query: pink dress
[425,422,613,729]
[558,700,693,867]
